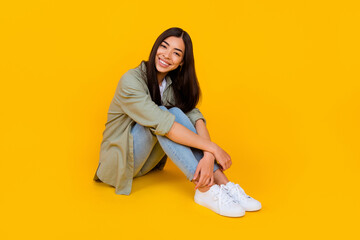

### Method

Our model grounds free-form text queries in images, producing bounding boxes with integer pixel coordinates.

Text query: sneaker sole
[194,196,245,218]
[244,207,262,212]
[242,203,262,212]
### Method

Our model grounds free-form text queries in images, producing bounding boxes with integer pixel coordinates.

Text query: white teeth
[160,59,169,66]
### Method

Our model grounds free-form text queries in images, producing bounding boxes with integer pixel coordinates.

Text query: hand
[192,152,215,189]
[211,143,232,171]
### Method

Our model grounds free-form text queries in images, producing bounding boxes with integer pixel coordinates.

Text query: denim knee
[159,105,168,111]
[168,107,183,116]
[169,107,197,133]
[159,106,184,116]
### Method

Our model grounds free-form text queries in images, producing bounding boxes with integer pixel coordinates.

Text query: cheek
[175,57,183,65]
[156,48,165,55]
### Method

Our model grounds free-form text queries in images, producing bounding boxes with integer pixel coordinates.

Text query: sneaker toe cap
[244,199,262,211]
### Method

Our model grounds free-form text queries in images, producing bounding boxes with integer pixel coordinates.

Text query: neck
[157,72,166,85]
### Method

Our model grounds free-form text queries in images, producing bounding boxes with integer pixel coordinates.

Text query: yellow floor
[3,156,358,240]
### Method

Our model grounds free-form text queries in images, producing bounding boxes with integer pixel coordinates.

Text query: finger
[202,174,211,187]
[203,177,210,187]
[195,173,203,189]
[221,163,226,171]
[195,180,203,190]
[193,180,199,188]
[208,175,214,186]
[197,175,206,189]
[197,176,204,189]
[193,167,200,181]
[193,168,199,181]
[222,163,228,171]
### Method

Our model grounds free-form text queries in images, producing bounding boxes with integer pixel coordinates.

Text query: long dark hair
[144,27,201,113]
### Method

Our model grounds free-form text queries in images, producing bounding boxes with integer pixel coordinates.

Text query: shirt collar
[160,77,166,87]
[165,74,172,87]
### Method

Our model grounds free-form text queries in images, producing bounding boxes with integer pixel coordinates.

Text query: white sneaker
[194,184,245,217]
[224,182,262,211]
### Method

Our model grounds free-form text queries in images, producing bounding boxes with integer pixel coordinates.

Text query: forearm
[195,119,215,161]
[195,119,211,141]
[195,119,215,159]
[165,121,216,153]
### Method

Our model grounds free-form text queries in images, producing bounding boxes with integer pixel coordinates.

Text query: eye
[160,44,167,48]
[174,52,180,56]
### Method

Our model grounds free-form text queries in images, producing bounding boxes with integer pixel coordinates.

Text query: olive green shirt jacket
[93,61,206,195]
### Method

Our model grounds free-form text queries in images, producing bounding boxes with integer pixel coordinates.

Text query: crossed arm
[165,118,231,188]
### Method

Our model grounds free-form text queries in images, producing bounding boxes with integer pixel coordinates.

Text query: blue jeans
[130,106,220,181]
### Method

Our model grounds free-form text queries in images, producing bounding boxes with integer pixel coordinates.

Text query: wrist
[203,151,215,160]
[200,157,215,164]
[207,142,217,154]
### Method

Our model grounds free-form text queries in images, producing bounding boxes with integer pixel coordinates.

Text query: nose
[163,49,171,59]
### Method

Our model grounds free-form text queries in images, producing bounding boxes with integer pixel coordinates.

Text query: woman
[93,27,261,217]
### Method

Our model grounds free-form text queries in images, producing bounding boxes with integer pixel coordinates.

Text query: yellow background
[1,0,359,239]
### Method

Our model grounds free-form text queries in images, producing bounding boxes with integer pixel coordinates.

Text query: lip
[158,57,171,67]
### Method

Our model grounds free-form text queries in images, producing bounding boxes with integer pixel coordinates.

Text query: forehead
[162,36,185,51]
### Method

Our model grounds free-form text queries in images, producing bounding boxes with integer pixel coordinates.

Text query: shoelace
[225,183,251,202]
[213,185,237,211]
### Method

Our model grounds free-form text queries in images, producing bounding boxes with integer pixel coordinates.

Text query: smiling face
[155,36,185,77]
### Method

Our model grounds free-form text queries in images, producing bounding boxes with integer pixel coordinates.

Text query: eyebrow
[163,40,183,53]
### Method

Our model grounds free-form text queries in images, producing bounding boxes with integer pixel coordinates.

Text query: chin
[156,65,171,73]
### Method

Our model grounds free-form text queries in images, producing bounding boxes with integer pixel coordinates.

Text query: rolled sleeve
[154,112,175,135]
[186,108,206,126]
[115,72,175,136]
